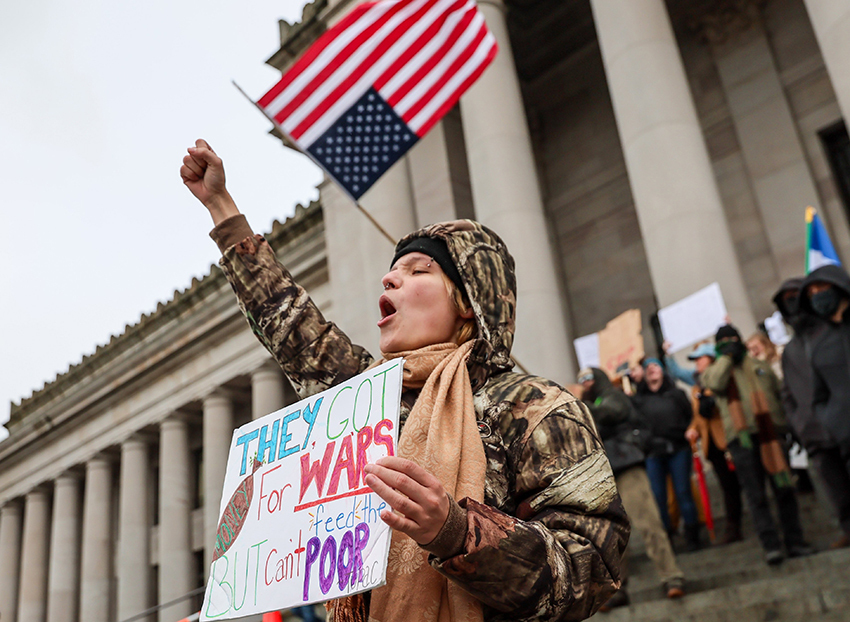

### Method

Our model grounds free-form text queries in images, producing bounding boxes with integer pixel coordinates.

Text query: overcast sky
[0,0,321,438]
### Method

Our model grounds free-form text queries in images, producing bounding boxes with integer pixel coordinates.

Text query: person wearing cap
[578,368,685,606]
[181,139,629,621]
[683,343,743,544]
[632,358,702,551]
[701,324,812,565]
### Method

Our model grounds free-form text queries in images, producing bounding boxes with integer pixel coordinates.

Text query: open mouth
[378,295,397,324]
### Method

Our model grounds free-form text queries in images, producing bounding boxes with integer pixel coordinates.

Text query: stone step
[590,559,850,622]
[597,478,850,620]
[627,546,850,605]
[626,520,846,589]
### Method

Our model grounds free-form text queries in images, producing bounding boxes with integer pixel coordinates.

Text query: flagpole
[231,80,397,246]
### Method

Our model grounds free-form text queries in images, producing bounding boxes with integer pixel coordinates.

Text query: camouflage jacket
[212,216,628,621]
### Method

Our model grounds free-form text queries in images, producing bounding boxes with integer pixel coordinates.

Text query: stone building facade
[2,1,850,621]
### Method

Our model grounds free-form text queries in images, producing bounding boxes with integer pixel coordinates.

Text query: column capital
[54,469,84,486]
[687,0,767,44]
[1,498,24,513]
[160,411,202,430]
[24,484,52,499]
[252,359,284,377]
[86,452,117,470]
[203,387,240,405]
[120,430,158,447]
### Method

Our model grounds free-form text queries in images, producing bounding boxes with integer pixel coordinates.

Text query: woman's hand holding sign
[363,457,449,545]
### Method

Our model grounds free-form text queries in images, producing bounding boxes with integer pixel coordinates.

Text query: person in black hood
[775,277,850,548]
[801,266,850,533]
[579,368,686,605]
[634,359,702,551]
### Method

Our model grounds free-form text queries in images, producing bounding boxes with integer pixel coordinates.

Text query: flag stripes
[258,0,497,149]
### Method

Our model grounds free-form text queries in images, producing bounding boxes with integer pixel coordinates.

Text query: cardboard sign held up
[598,309,645,379]
[200,360,403,621]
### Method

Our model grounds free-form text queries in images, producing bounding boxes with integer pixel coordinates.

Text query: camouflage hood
[394,220,517,390]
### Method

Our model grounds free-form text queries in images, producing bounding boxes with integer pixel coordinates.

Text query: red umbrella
[693,452,715,542]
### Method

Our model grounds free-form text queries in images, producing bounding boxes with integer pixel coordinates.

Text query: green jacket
[700,354,787,443]
[211,215,628,622]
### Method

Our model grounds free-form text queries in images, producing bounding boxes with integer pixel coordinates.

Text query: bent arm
[429,400,629,621]
[665,355,696,386]
[214,216,374,398]
[701,355,734,394]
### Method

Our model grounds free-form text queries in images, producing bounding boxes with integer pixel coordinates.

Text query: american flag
[258,0,498,200]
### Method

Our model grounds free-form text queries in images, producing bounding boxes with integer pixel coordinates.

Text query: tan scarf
[727,370,792,488]
[330,342,486,622]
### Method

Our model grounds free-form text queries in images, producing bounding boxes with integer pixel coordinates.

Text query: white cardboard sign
[573,333,600,371]
[658,283,728,354]
[200,359,403,621]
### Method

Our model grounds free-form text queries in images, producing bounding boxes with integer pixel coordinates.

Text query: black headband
[390,236,465,293]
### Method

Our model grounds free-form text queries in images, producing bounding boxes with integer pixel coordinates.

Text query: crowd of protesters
[575,262,850,610]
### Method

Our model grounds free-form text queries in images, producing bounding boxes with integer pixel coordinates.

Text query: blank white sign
[658,283,728,354]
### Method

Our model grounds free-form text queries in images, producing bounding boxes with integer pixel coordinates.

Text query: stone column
[80,456,114,622]
[803,0,850,125]
[251,361,286,420]
[118,437,152,621]
[0,500,23,622]
[408,109,475,226]
[47,473,82,622]
[203,391,234,570]
[590,0,756,335]
[19,487,51,622]
[320,158,417,352]
[158,416,194,622]
[707,14,823,281]
[460,0,575,384]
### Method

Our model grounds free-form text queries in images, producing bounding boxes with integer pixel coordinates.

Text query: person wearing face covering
[701,324,813,565]
[775,278,850,549]
[801,265,850,455]
[180,139,629,622]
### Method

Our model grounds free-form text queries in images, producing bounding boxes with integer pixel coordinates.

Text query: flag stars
[306,88,417,199]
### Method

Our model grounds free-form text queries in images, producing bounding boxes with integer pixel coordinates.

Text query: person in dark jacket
[802,265,850,462]
[579,368,685,606]
[702,324,812,565]
[799,266,850,548]
[633,359,702,551]
[775,277,850,548]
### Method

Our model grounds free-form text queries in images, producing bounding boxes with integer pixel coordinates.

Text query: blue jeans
[292,605,320,622]
[645,447,698,531]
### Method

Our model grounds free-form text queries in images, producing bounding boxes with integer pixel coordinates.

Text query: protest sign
[764,310,791,346]
[573,333,600,371]
[200,359,403,621]
[658,283,728,354]
[598,309,644,378]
